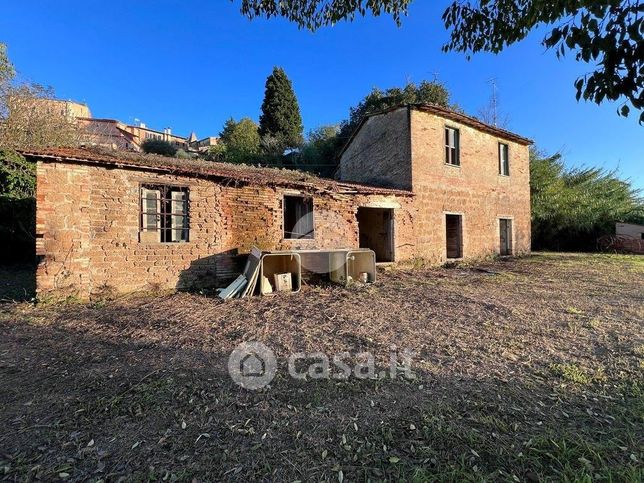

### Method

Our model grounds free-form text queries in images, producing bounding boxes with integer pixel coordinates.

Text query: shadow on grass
[0,305,641,482]
[0,263,35,302]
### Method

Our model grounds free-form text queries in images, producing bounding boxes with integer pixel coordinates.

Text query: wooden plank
[241,247,262,297]
[218,275,247,300]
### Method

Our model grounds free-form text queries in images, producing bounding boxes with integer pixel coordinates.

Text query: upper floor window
[499,143,510,176]
[284,195,314,239]
[445,127,460,166]
[140,184,189,243]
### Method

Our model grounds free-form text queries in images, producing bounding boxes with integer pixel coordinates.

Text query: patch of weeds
[633,344,644,358]
[566,306,584,315]
[585,318,601,330]
[550,363,592,385]
[526,435,642,482]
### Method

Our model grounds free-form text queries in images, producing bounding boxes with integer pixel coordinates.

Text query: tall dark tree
[259,67,304,150]
[238,0,643,123]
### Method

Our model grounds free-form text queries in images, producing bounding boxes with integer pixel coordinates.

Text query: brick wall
[338,107,412,190]
[35,160,415,298]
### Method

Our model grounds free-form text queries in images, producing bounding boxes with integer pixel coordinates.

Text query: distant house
[10,97,92,120]
[79,119,218,152]
[611,222,644,254]
[616,222,644,240]
[23,103,533,299]
[24,97,219,152]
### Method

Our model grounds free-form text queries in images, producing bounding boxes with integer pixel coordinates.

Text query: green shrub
[141,139,178,157]
[531,149,644,251]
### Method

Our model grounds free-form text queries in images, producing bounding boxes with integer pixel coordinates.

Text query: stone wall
[409,109,531,262]
[35,160,415,298]
[338,107,412,190]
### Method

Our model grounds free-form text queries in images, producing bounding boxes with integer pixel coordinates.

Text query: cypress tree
[259,67,304,150]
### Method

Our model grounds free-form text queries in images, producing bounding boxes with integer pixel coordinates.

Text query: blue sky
[2,1,642,188]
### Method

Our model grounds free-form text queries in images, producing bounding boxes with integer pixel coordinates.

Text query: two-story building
[24,103,531,299]
[338,104,532,263]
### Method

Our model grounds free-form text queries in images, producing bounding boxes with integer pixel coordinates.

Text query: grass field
[1,253,642,481]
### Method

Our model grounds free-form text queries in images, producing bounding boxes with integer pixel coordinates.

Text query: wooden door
[500,219,513,255]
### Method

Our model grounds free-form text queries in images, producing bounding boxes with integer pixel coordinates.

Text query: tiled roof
[21,147,413,196]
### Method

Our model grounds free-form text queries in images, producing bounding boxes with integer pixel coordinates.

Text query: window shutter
[170,190,187,242]
[454,129,460,165]
[141,188,160,242]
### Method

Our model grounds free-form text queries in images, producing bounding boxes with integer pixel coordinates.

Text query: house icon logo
[228,342,277,390]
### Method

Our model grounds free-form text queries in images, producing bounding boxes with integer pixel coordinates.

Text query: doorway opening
[445,214,463,259]
[357,208,394,262]
[499,218,513,255]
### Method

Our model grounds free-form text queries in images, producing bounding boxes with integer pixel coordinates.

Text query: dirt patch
[0,253,642,481]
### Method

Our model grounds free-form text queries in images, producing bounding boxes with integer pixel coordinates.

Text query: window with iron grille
[283,195,314,239]
[445,127,460,166]
[499,142,510,176]
[140,184,189,243]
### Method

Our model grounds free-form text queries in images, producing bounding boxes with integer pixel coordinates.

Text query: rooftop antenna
[487,77,498,127]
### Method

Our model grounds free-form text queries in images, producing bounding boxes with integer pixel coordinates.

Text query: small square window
[499,143,510,176]
[284,195,314,239]
[445,127,460,166]
[140,184,189,243]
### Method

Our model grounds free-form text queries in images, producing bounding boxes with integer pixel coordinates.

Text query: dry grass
[0,253,642,481]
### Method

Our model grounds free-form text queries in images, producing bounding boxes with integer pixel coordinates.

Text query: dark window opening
[499,143,510,176]
[500,218,513,255]
[446,214,463,259]
[445,127,460,166]
[140,184,189,243]
[284,195,314,239]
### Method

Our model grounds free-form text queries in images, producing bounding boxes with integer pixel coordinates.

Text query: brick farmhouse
[23,104,532,299]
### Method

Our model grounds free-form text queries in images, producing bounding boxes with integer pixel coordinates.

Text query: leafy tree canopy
[345,80,453,130]
[140,139,178,157]
[332,80,454,159]
[298,125,342,176]
[0,149,35,200]
[530,148,644,250]
[259,67,304,150]
[237,0,644,122]
[217,117,261,164]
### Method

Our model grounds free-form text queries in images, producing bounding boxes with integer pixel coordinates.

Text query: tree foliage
[326,80,454,163]
[0,42,15,85]
[344,80,453,133]
[0,149,35,200]
[0,44,81,150]
[140,139,178,157]
[259,67,304,151]
[0,149,36,262]
[530,148,644,251]
[297,125,343,176]
[215,117,261,164]
[238,0,412,30]
[237,0,644,122]
[443,0,643,123]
